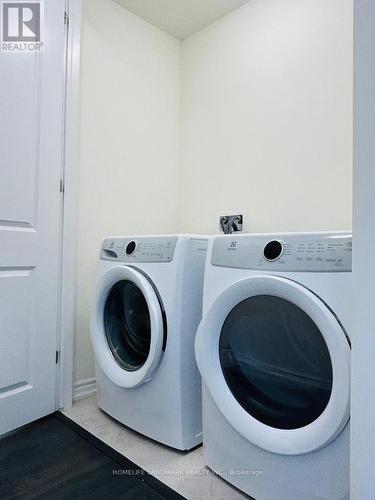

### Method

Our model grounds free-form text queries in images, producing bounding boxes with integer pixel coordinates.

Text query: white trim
[58,0,82,410]
[195,275,351,456]
[352,1,375,497]
[73,378,97,401]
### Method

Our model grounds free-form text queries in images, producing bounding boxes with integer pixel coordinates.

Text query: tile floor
[63,395,248,500]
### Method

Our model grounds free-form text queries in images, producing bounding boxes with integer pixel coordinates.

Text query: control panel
[100,236,178,263]
[211,233,352,272]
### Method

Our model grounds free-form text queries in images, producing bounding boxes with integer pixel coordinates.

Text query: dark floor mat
[0,412,186,500]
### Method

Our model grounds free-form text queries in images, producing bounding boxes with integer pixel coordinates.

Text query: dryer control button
[264,240,283,261]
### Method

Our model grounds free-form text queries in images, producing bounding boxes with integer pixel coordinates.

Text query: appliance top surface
[211,232,352,272]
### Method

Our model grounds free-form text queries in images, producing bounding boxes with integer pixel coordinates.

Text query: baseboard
[73,377,96,401]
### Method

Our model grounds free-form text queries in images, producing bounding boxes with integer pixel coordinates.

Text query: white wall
[76,0,353,384]
[179,0,353,234]
[351,1,375,498]
[75,0,180,382]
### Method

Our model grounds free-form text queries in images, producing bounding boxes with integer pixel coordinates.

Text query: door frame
[58,0,82,409]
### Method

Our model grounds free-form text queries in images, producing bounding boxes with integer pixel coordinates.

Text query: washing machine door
[195,275,350,455]
[91,266,166,388]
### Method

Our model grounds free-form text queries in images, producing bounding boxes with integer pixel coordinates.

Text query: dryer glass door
[219,295,333,430]
[195,275,350,455]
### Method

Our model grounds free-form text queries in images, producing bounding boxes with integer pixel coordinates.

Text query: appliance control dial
[264,240,283,261]
[126,241,136,255]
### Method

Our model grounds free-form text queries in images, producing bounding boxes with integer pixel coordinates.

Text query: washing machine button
[126,241,137,255]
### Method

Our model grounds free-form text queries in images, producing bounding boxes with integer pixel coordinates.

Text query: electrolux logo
[1,1,43,52]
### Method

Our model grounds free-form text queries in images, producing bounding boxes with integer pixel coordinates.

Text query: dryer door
[195,275,350,455]
[91,266,166,388]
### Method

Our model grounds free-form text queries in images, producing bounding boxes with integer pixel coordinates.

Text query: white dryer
[91,235,208,450]
[195,232,352,499]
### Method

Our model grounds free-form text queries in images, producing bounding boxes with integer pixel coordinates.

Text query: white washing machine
[195,232,352,500]
[91,234,208,450]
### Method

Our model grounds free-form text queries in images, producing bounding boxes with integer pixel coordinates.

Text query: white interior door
[0,0,67,435]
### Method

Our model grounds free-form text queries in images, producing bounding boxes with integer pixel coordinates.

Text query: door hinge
[56,350,60,364]
[64,10,69,26]
[59,178,65,193]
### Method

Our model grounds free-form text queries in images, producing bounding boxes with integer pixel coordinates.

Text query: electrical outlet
[219,214,243,234]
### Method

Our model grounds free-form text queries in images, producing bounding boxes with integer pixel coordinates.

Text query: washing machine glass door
[91,266,166,388]
[195,275,350,455]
